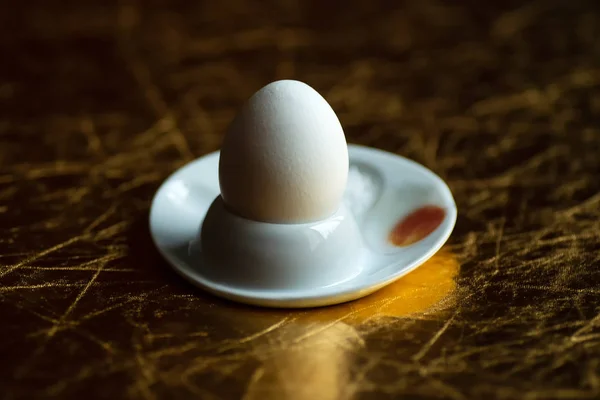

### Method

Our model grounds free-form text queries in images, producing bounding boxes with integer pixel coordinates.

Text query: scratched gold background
[1,0,600,399]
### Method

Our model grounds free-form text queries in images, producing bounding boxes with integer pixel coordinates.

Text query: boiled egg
[219,80,349,223]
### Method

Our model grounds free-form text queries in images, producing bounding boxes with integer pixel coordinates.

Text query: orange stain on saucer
[389,205,446,247]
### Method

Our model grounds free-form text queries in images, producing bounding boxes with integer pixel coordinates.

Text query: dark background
[1,0,600,399]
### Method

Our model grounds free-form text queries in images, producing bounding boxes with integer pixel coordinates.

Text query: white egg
[219,80,349,223]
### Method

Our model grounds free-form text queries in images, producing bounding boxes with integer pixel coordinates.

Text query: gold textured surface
[1,1,600,399]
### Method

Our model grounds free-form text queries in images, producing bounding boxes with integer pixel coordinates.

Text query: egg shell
[219,80,349,224]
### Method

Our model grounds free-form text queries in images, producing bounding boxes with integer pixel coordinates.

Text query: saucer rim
[149,144,457,308]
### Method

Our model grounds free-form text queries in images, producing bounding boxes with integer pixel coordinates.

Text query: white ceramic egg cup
[149,145,457,308]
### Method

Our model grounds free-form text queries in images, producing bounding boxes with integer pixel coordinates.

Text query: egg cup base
[196,196,364,292]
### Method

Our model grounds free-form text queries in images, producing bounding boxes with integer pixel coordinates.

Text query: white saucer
[149,145,457,308]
